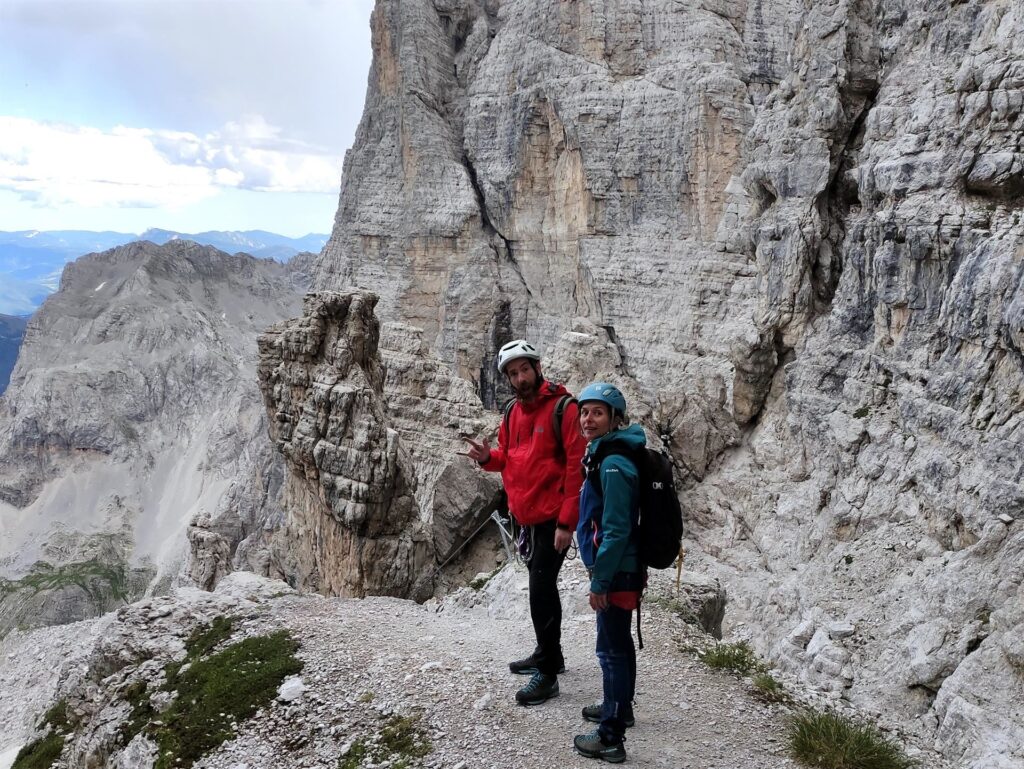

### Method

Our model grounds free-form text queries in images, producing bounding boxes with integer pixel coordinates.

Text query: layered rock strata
[313,0,1023,765]
[257,291,434,599]
[378,322,502,564]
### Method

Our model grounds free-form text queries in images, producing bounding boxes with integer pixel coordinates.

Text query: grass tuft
[788,709,916,769]
[379,714,432,766]
[751,672,791,703]
[698,641,765,675]
[469,567,501,591]
[338,740,369,769]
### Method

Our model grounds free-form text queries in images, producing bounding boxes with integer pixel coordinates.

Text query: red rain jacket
[481,381,587,528]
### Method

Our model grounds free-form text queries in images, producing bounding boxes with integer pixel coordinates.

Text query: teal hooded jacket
[576,424,647,594]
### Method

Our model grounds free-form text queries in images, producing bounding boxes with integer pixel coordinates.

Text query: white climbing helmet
[497,339,541,373]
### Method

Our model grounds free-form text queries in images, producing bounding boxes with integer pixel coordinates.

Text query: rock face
[0,313,27,395]
[255,289,505,600]
[313,1,1024,766]
[377,321,502,564]
[0,241,308,634]
[257,291,433,599]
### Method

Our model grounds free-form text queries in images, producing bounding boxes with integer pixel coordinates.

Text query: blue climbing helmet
[577,381,627,418]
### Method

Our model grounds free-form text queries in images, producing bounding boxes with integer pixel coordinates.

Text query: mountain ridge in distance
[0,228,328,315]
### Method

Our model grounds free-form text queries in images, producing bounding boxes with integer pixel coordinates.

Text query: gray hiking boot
[582,703,635,728]
[573,731,626,763]
[515,672,559,706]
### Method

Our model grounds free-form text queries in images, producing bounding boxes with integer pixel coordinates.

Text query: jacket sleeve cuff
[558,500,579,530]
[479,452,502,471]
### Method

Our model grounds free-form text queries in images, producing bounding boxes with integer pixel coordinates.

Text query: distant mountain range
[0,229,328,316]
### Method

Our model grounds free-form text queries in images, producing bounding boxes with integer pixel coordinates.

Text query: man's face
[580,402,614,441]
[505,357,540,398]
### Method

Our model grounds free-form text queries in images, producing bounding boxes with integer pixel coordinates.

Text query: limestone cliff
[314,1,1023,766]
[0,241,309,634]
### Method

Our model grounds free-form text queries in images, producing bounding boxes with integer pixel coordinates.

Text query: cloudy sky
[0,0,375,236]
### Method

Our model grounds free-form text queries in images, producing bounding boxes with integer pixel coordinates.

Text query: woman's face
[580,402,614,441]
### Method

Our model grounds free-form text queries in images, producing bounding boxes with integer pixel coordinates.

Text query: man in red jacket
[462,339,587,706]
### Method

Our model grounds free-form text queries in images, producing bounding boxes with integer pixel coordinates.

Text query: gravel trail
[198,562,794,769]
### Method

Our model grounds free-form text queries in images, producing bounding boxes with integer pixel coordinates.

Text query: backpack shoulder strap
[586,441,635,495]
[501,396,516,433]
[553,394,574,424]
[552,395,576,453]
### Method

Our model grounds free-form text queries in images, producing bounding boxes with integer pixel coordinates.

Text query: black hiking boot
[582,703,635,728]
[573,731,626,763]
[515,672,559,706]
[508,654,566,675]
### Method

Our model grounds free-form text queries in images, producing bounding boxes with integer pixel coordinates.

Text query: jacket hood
[586,423,647,455]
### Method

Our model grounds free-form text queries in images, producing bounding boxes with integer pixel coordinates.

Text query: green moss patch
[646,593,701,626]
[468,567,501,591]
[788,710,916,769]
[118,679,154,744]
[18,616,301,769]
[114,616,302,769]
[14,699,72,769]
[184,615,236,663]
[150,629,302,769]
[339,714,433,769]
[11,732,65,769]
[38,699,71,733]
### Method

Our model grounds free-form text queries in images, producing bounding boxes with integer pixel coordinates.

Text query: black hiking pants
[525,519,568,676]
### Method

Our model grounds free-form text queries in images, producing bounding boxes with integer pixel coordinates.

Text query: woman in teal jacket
[573,382,646,764]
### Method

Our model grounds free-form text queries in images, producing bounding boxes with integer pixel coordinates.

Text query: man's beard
[514,375,540,399]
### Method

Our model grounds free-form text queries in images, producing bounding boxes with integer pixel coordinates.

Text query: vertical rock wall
[313,0,1023,764]
[698,1,1024,763]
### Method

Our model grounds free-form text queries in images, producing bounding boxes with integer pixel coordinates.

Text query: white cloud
[0,115,341,211]
[0,0,375,152]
